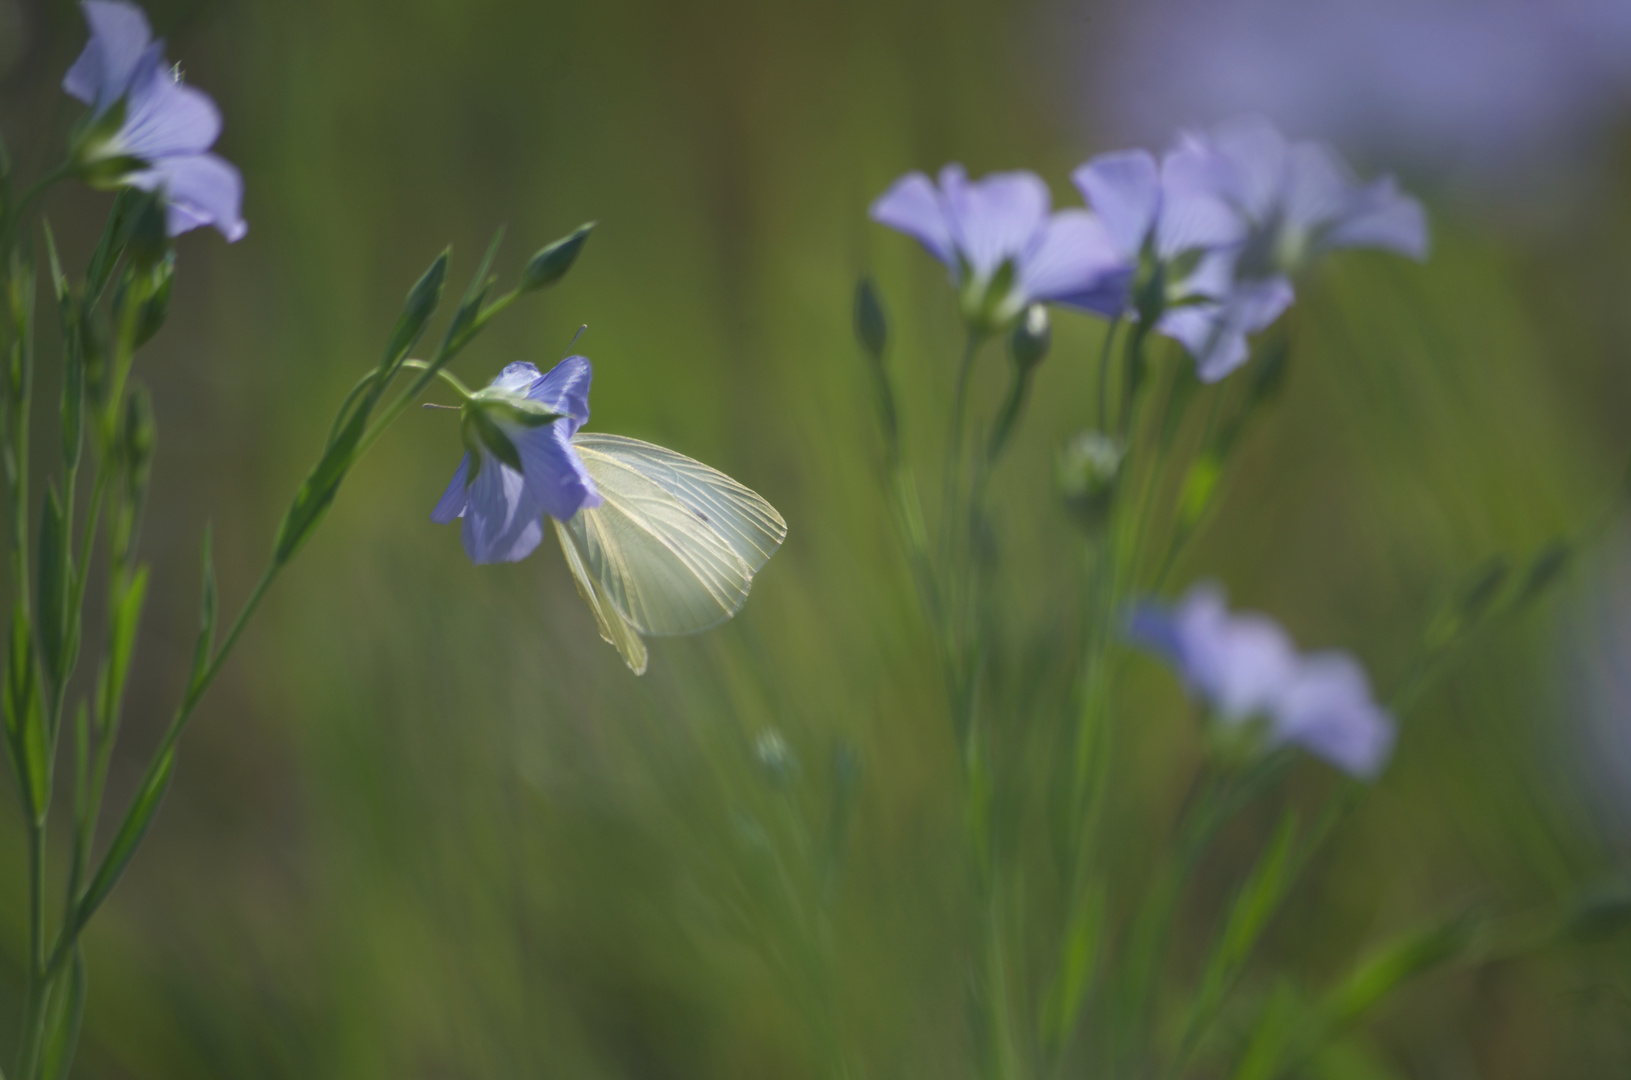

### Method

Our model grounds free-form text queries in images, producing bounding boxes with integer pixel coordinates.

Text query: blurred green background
[4,0,1631,1076]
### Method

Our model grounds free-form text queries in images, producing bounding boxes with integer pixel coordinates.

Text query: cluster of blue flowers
[1129,583,1394,778]
[872,120,1419,780]
[872,116,1425,381]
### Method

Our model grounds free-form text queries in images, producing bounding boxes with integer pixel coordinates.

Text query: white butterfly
[553,433,787,674]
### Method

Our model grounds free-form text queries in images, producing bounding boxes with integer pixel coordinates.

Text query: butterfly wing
[553,518,648,674]
[566,433,787,637]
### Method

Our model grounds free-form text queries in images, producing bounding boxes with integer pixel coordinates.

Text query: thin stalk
[1095,317,1121,433]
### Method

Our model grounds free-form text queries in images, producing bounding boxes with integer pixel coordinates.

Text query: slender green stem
[16,812,47,1080]
[48,560,277,981]
[1095,317,1121,433]
[0,166,72,257]
[945,331,984,532]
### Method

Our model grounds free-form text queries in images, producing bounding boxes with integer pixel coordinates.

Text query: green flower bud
[520,222,595,292]
[133,252,175,348]
[125,191,170,273]
[854,277,888,363]
[1057,431,1124,532]
[122,384,156,479]
[380,250,448,371]
[1009,304,1050,371]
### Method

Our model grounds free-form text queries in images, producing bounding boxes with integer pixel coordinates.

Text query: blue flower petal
[529,354,593,429]
[1071,149,1161,257]
[515,423,602,522]
[941,166,1052,283]
[460,454,546,564]
[1322,176,1428,260]
[1159,258,1293,383]
[1018,209,1131,307]
[129,152,245,240]
[869,171,955,269]
[117,47,222,160]
[1156,144,1247,257]
[431,453,471,524]
[63,0,153,113]
[489,362,542,396]
[1272,652,1395,779]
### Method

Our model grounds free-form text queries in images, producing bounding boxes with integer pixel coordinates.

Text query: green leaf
[380,249,449,373]
[97,567,148,737]
[1516,541,1571,608]
[4,604,46,820]
[1322,909,1483,1026]
[1180,811,1301,1063]
[1456,558,1509,624]
[1229,979,1308,1080]
[36,485,71,690]
[272,406,367,566]
[84,188,143,306]
[520,222,595,292]
[1039,881,1107,1061]
[76,745,175,931]
[132,252,175,348]
[44,221,85,469]
[440,228,505,356]
[188,528,217,696]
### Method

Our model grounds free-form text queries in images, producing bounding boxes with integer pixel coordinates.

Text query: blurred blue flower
[432,357,601,565]
[1130,582,1395,778]
[870,164,1129,332]
[1187,116,1427,279]
[1070,119,1426,382]
[1082,0,1631,193]
[1069,145,1291,382]
[63,0,246,241]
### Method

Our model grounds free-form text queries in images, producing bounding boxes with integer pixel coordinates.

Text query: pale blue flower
[431,357,601,565]
[63,0,245,241]
[1070,119,1425,382]
[1069,145,1292,382]
[1184,116,1427,278]
[1130,582,1395,778]
[870,164,1129,331]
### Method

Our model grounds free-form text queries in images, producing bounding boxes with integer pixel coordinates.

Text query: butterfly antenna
[562,324,589,358]
[422,402,460,410]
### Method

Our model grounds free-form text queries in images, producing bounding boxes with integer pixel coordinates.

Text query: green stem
[16,808,47,1079]
[0,167,72,258]
[1095,317,1121,434]
[48,562,276,982]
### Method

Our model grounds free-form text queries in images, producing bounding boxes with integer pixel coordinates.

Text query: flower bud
[122,384,155,479]
[125,190,170,272]
[854,277,888,363]
[133,252,175,348]
[1009,304,1050,371]
[520,222,594,292]
[754,728,798,787]
[380,250,448,371]
[1057,431,1123,532]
